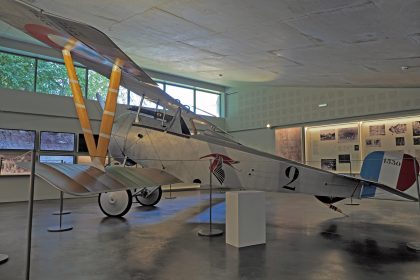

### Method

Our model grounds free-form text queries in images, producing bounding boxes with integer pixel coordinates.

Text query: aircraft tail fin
[360,151,419,199]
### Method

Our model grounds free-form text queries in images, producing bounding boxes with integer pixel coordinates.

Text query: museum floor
[0,190,419,280]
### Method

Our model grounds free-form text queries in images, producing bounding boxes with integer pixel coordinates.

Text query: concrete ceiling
[1,0,420,87]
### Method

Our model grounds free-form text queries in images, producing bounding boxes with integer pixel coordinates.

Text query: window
[166,84,194,110]
[129,92,141,106]
[87,70,109,100]
[195,90,220,117]
[129,92,160,109]
[118,86,128,105]
[0,52,35,91]
[36,60,86,96]
[0,51,223,117]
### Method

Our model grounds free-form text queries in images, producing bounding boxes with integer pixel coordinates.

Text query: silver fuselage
[109,111,362,198]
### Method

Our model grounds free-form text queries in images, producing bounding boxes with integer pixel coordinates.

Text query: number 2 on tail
[283,166,299,191]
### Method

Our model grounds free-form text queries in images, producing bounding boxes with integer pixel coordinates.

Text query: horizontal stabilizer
[19,163,182,196]
[341,174,418,202]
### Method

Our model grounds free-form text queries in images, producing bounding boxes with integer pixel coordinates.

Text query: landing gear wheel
[98,190,133,217]
[135,187,162,206]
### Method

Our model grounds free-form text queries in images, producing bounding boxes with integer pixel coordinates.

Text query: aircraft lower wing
[32,163,182,196]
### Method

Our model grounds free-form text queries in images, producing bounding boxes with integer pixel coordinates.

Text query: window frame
[0,50,222,116]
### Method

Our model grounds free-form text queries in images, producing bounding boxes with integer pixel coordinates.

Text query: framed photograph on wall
[389,124,407,134]
[369,124,385,136]
[40,131,75,152]
[0,128,35,150]
[320,129,335,141]
[366,139,381,147]
[395,137,405,146]
[338,154,351,163]
[39,155,75,164]
[0,152,31,176]
[338,127,358,143]
[321,159,336,171]
[413,121,420,136]
[414,137,420,145]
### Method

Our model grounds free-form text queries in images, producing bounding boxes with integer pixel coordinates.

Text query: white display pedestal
[226,191,266,248]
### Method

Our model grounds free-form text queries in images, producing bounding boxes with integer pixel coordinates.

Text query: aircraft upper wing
[0,0,223,131]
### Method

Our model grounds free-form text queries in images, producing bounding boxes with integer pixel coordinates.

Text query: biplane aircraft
[1,0,418,217]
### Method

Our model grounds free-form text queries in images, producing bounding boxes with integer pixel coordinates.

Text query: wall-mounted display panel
[39,155,74,164]
[0,152,31,175]
[275,127,302,162]
[305,115,420,175]
[361,116,420,156]
[0,128,35,150]
[40,131,75,152]
[305,122,361,174]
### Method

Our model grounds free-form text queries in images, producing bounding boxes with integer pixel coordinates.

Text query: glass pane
[157,82,164,90]
[129,92,141,106]
[88,70,109,100]
[195,90,220,117]
[143,98,157,108]
[165,84,194,110]
[36,60,86,96]
[118,86,128,105]
[0,52,35,91]
[129,92,161,109]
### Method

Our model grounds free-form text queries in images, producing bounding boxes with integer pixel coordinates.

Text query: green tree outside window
[0,52,35,91]
[36,60,86,96]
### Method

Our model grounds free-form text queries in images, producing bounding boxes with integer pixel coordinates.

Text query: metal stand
[48,191,73,232]
[0,159,6,265]
[406,159,420,251]
[198,160,223,237]
[0,254,8,264]
[52,191,71,215]
[25,150,36,280]
[165,184,176,199]
[346,183,360,206]
[346,197,360,206]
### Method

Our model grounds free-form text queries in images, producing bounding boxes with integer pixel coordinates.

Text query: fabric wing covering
[33,163,182,196]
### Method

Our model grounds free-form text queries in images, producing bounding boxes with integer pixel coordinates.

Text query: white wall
[226,85,420,154]
[226,86,420,131]
[230,128,275,155]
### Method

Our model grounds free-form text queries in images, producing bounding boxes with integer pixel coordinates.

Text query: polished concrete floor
[0,190,419,280]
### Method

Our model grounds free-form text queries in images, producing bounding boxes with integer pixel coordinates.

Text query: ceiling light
[266,123,271,128]
[318,103,328,108]
[401,66,409,71]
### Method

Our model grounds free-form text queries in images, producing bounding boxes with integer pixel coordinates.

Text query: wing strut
[96,60,123,166]
[62,46,122,167]
[62,48,97,158]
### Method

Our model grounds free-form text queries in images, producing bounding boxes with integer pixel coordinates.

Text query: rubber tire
[135,187,162,206]
[98,190,133,217]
